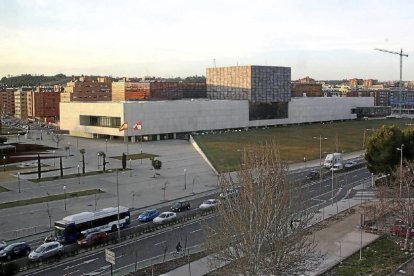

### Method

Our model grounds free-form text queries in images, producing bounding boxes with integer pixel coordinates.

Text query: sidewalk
[161,183,379,276]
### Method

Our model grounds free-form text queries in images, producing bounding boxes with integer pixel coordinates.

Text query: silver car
[28,241,63,261]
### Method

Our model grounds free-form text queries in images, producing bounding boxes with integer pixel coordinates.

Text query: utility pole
[374,48,408,115]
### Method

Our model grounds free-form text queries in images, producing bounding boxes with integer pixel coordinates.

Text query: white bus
[54,206,130,244]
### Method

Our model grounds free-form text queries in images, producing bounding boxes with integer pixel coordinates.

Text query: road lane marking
[190,229,202,234]
[154,240,166,246]
[84,257,99,264]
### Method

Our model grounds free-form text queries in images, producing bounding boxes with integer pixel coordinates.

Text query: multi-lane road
[21,162,373,276]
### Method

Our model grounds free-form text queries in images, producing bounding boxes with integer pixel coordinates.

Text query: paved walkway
[161,183,380,276]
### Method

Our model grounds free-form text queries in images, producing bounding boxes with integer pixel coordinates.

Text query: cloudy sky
[0,0,413,80]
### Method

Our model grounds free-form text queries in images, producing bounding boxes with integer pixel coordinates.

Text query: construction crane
[374,48,408,115]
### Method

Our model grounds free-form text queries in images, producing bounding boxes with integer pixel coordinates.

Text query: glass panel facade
[80,115,121,128]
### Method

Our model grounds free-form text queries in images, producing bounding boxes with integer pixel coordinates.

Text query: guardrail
[1,208,216,275]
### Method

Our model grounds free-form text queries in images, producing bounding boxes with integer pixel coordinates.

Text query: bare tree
[50,132,64,148]
[204,141,318,275]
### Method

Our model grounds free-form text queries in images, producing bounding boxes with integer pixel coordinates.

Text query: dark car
[138,209,161,222]
[306,170,320,181]
[77,231,108,246]
[0,242,31,261]
[171,200,191,212]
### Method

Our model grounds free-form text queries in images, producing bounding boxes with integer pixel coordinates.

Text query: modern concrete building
[60,97,374,141]
[61,76,112,102]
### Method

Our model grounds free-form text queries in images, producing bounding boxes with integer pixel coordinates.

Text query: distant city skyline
[0,0,413,80]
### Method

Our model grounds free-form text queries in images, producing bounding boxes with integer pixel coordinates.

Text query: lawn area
[0,186,9,193]
[332,236,411,275]
[110,152,158,160]
[194,118,413,172]
[0,189,103,209]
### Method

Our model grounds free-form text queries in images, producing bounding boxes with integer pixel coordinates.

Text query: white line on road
[84,257,99,264]
[62,269,80,275]
[154,240,166,246]
[190,229,202,234]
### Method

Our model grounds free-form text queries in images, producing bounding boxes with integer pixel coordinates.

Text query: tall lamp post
[313,136,328,181]
[397,144,404,197]
[2,155,5,172]
[17,172,21,193]
[77,164,80,184]
[63,185,67,211]
[53,150,56,167]
[116,169,121,241]
[105,139,108,153]
[184,168,187,190]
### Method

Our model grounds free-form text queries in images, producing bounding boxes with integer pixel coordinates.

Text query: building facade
[61,76,112,102]
[0,88,16,117]
[27,89,60,122]
[14,90,28,119]
[60,97,374,140]
[112,81,206,101]
[291,83,323,97]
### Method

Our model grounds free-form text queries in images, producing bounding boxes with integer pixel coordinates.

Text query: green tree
[122,153,127,170]
[151,158,162,177]
[80,149,86,174]
[365,125,403,175]
[403,128,414,161]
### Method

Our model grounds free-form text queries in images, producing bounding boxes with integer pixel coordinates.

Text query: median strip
[0,189,103,209]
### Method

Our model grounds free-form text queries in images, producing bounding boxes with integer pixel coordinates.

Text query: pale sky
[0,0,413,80]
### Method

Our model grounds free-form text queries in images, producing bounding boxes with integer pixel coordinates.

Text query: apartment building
[0,88,16,117]
[14,90,28,119]
[291,83,322,97]
[61,76,112,102]
[27,87,60,122]
[112,80,206,101]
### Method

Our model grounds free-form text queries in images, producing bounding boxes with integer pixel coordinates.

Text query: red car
[78,231,108,246]
[389,225,414,238]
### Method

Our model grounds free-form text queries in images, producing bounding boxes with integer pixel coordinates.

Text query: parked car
[171,200,191,212]
[306,170,320,181]
[0,241,7,251]
[153,212,177,225]
[77,231,108,246]
[389,225,414,238]
[28,241,63,262]
[0,242,31,261]
[199,199,218,210]
[138,209,160,222]
[219,186,241,199]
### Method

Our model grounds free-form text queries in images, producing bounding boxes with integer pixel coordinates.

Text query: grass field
[0,189,103,209]
[194,118,413,172]
[333,236,410,275]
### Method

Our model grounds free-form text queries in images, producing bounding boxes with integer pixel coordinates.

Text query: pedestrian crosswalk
[352,190,376,200]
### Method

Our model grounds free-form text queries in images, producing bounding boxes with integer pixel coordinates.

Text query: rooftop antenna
[374,48,408,115]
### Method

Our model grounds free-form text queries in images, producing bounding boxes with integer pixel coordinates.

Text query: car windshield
[159,213,168,218]
[34,245,46,253]
[142,210,153,216]
[3,244,18,251]
[173,202,182,207]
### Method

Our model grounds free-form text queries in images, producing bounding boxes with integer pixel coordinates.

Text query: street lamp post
[3,155,5,172]
[105,139,108,153]
[17,172,21,193]
[304,156,307,169]
[17,133,20,142]
[129,159,132,177]
[77,164,80,184]
[313,136,328,182]
[53,150,56,167]
[397,144,404,197]
[331,168,334,206]
[116,169,121,241]
[63,185,67,211]
[184,168,187,190]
